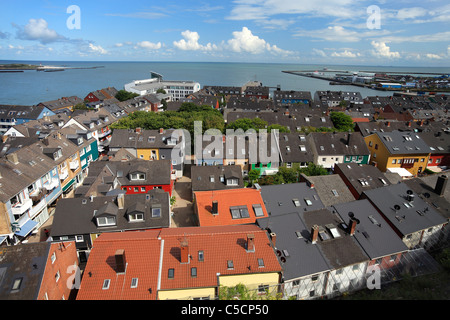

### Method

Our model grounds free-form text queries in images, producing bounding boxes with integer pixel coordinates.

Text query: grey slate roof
[334,163,391,197]
[51,189,170,237]
[110,128,181,150]
[362,182,448,236]
[191,165,244,192]
[308,131,369,156]
[332,200,409,260]
[300,174,356,207]
[260,183,325,216]
[403,175,450,220]
[278,133,314,164]
[374,130,431,155]
[257,207,369,280]
[0,242,50,300]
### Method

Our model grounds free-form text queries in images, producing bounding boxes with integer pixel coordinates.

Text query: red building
[115,159,175,196]
[84,87,118,103]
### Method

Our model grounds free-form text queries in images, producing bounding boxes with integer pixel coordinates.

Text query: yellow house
[157,225,282,300]
[365,131,430,177]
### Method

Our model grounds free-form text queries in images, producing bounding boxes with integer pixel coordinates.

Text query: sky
[0,0,449,66]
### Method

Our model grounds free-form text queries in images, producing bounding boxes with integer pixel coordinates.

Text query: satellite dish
[280,257,286,263]
[394,205,401,211]
[348,212,355,218]
[406,190,413,195]
[423,193,430,198]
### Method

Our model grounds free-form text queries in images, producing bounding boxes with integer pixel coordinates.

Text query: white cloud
[371,41,400,58]
[88,43,108,55]
[312,48,327,57]
[425,53,442,59]
[228,0,361,21]
[136,41,162,50]
[173,30,217,51]
[227,27,293,55]
[396,7,427,20]
[14,18,66,44]
[295,25,391,43]
[331,50,360,58]
[115,43,124,47]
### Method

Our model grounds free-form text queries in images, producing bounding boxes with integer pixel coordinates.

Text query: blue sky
[1,0,449,66]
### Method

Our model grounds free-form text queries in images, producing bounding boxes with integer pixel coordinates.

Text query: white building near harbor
[124,72,200,101]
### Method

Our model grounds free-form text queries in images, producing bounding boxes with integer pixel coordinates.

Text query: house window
[168,268,174,279]
[97,216,116,226]
[390,255,397,262]
[141,187,146,192]
[392,159,397,164]
[230,206,250,219]
[293,198,301,207]
[191,267,197,278]
[134,187,139,192]
[227,260,234,269]
[131,278,138,288]
[11,278,23,291]
[258,258,265,268]
[227,178,239,186]
[311,275,318,282]
[252,204,265,217]
[331,189,339,197]
[304,198,313,206]
[198,251,204,262]
[286,162,292,168]
[152,207,161,218]
[292,280,300,287]
[102,279,110,290]
[51,252,56,264]
[129,213,144,221]
[258,285,269,294]
[55,271,61,283]
[375,258,382,265]
[75,235,84,242]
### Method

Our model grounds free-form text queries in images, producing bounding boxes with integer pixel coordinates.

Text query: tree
[247,169,261,184]
[267,124,290,133]
[73,103,89,110]
[298,163,328,176]
[156,88,167,94]
[115,90,139,102]
[226,118,268,132]
[330,111,354,132]
[219,283,282,300]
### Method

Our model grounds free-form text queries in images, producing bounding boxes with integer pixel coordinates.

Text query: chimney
[1,135,8,143]
[435,175,448,196]
[311,225,319,244]
[407,121,412,127]
[117,193,125,209]
[386,121,391,127]
[42,138,49,146]
[136,127,142,134]
[159,128,164,134]
[348,218,357,236]
[180,238,189,263]
[270,232,277,247]
[6,153,19,165]
[115,249,126,273]
[347,132,352,146]
[246,234,255,252]
[212,200,218,215]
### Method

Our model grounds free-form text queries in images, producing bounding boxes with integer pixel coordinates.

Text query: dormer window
[166,137,177,146]
[97,216,116,226]
[226,178,239,186]
[77,137,84,145]
[129,213,144,221]
[53,149,62,160]
[130,173,146,180]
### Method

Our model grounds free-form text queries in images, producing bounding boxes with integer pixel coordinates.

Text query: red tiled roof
[76,230,161,300]
[194,188,268,226]
[76,225,282,300]
[158,225,282,291]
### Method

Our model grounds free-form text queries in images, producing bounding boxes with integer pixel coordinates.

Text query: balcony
[97,128,112,139]
[29,198,46,219]
[11,198,33,216]
[44,178,59,191]
[69,160,80,171]
[59,169,69,181]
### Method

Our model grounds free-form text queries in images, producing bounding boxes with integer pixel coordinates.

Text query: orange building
[193,188,269,227]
